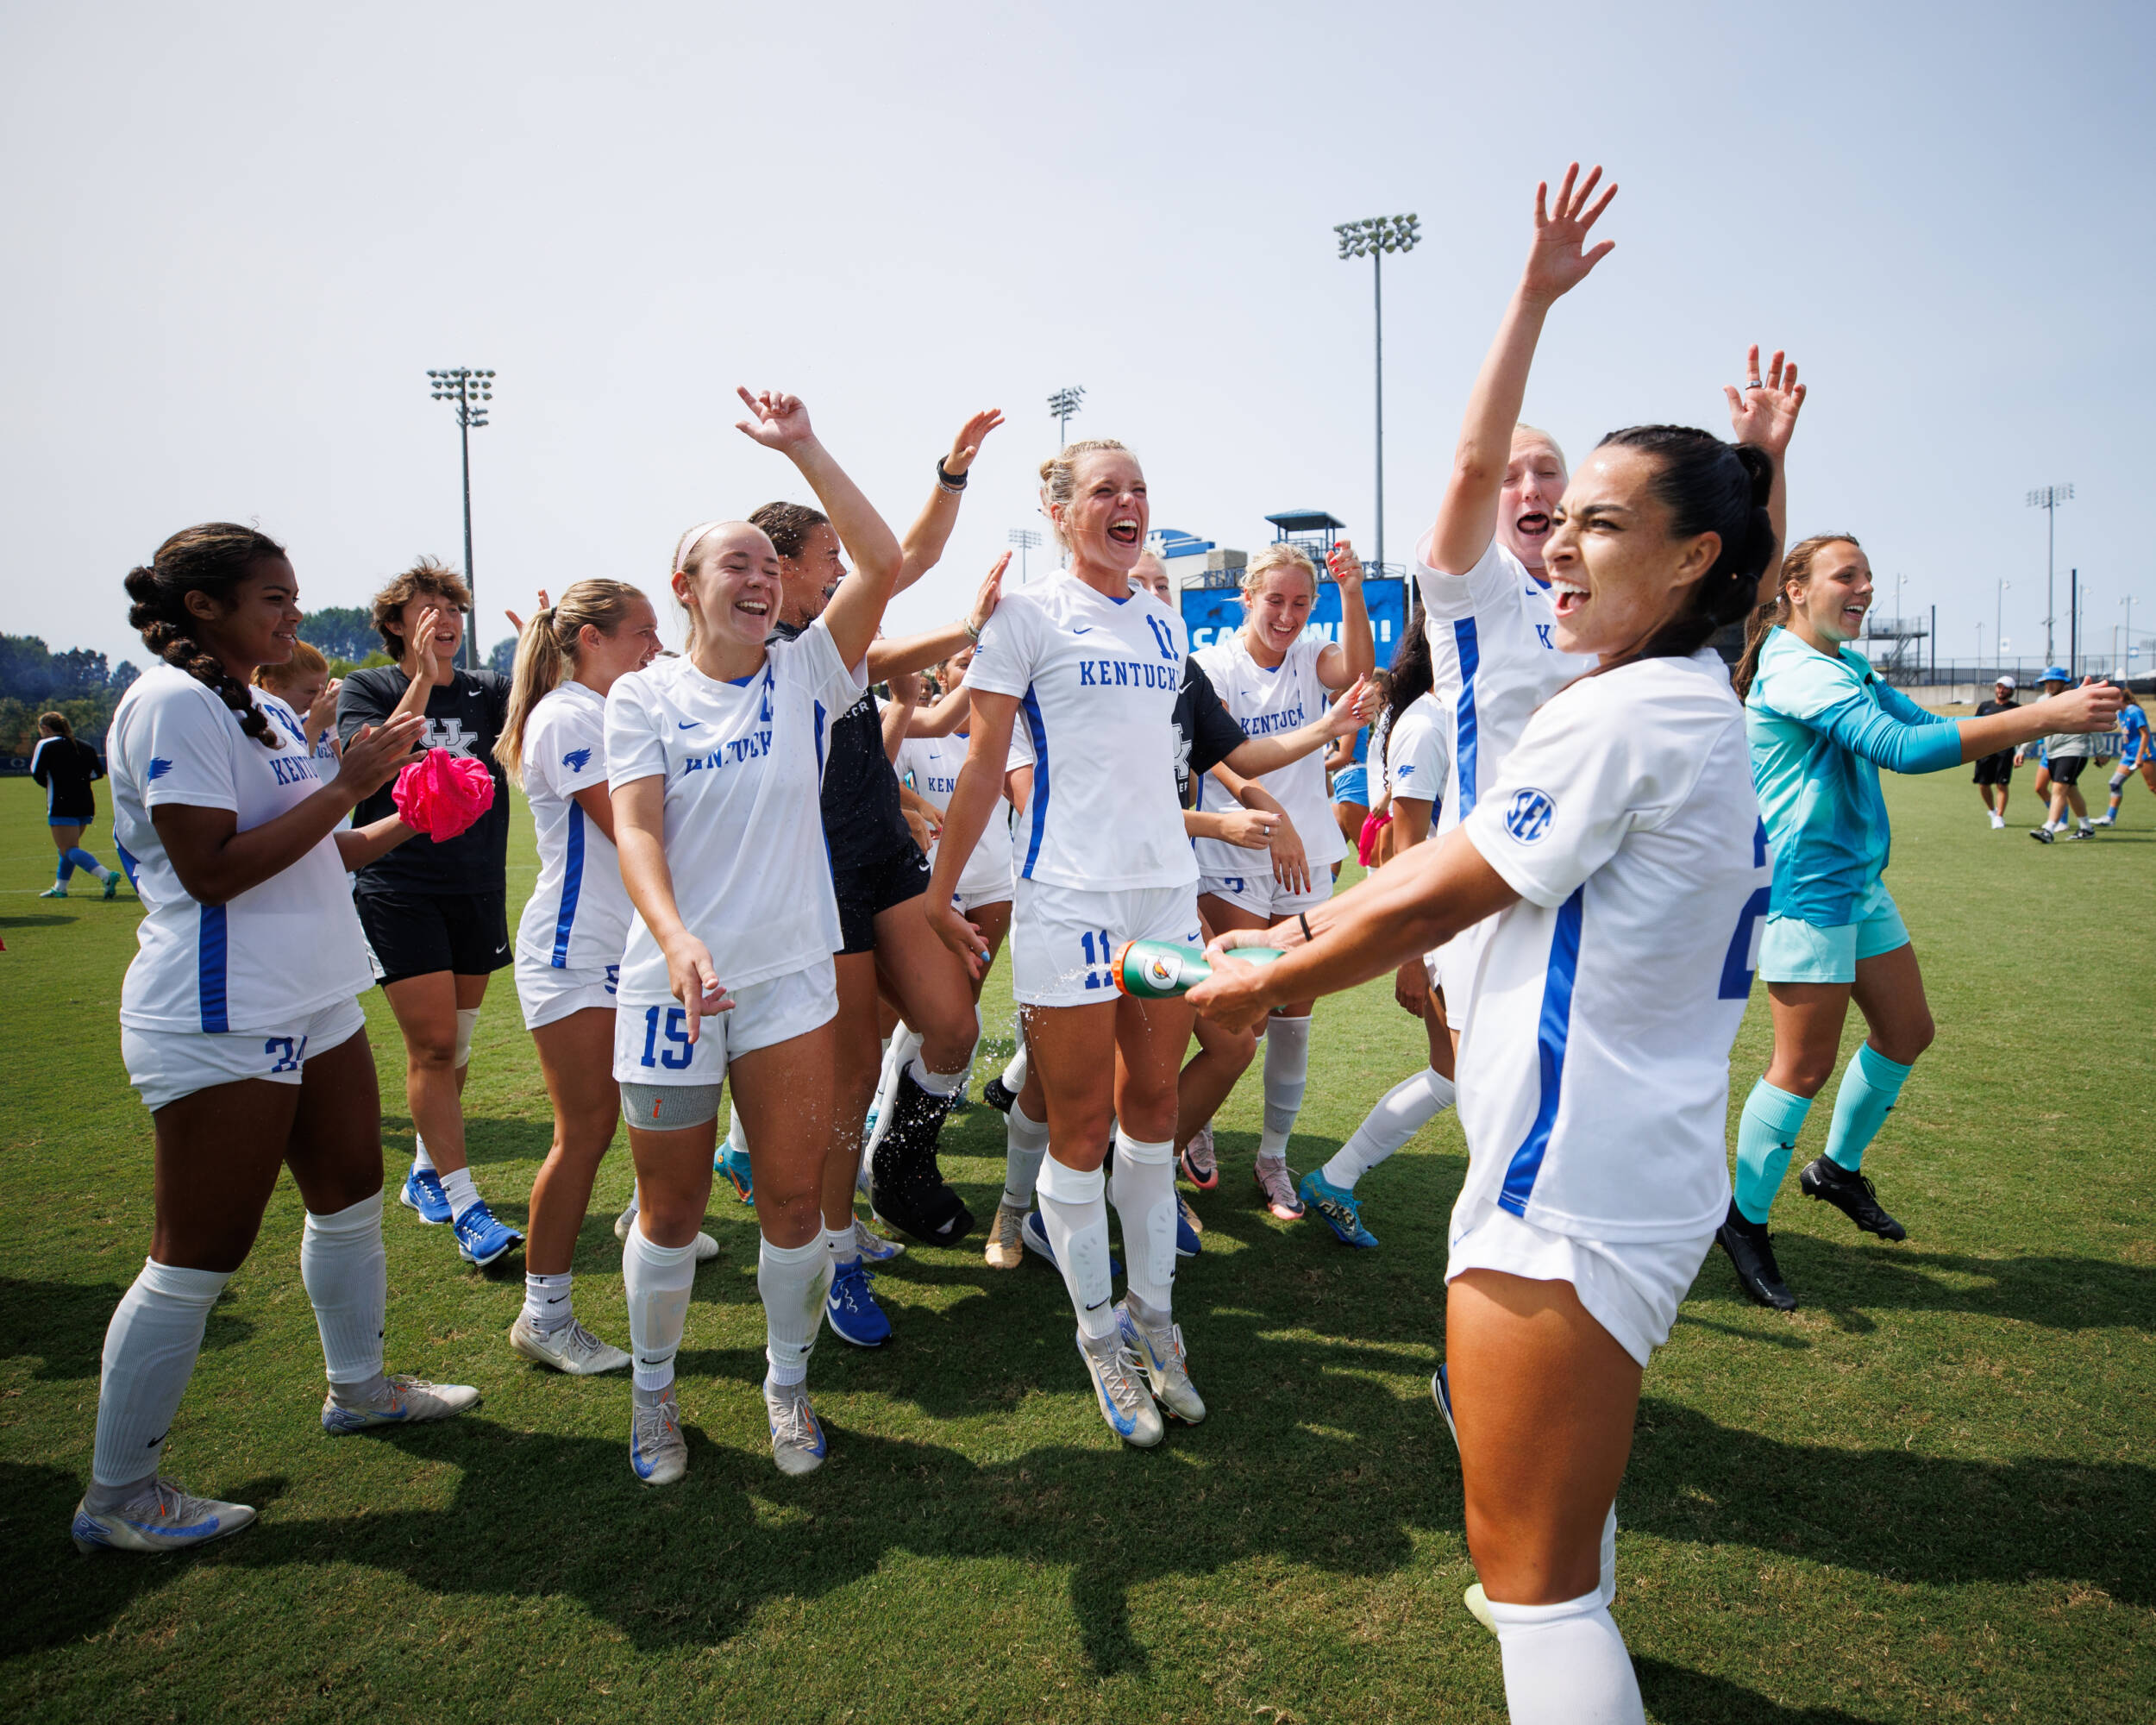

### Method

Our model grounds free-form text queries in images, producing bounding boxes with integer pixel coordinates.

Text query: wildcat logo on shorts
[1504,787,1556,844]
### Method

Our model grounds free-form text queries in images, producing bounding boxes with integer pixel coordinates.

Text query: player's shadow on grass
[1633,1658,1874,1724]
[1627,1396,2153,1606]
[0,1278,251,1382]
[0,913,75,928]
[1689,1234,2155,1332]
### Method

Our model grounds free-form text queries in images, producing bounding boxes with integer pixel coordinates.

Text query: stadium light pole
[429,368,496,668]
[2026,483,2072,664]
[1336,212,1420,578]
[1049,386,1085,448]
[1008,526,1044,586]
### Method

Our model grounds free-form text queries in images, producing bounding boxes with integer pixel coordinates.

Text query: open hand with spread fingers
[1520,162,1619,307]
[1726,345,1806,459]
[943,409,1006,479]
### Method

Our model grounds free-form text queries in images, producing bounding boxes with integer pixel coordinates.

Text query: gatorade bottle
[1112,938,1286,1000]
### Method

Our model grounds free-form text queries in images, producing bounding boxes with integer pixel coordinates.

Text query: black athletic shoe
[982,1075,1017,1114]
[1798,1156,1907,1241]
[869,1070,976,1246]
[2028,825,2054,844]
[1716,1204,1798,1311]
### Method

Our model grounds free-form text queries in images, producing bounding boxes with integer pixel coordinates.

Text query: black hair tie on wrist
[1298,912,1313,945]
[936,458,968,492]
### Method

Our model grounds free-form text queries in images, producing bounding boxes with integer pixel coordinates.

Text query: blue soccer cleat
[1300,1169,1380,1249]
[399,1166,451,1225]
[826,1259,893,1348]
[850,1217,905,1264]
[452,1200,523,1268]
[1175,1194,1203,1260]
[716,1144,754,1204]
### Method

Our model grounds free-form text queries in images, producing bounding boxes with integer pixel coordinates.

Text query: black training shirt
[1974,698,2018,769]
[772,620,912,877]
[1176,656,1249,807]
[30,735,103,821]
[337,665,511,895]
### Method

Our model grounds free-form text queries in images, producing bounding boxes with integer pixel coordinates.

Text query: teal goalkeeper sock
[1734,1078,1814,1226]
[1823,1044,1913,1173]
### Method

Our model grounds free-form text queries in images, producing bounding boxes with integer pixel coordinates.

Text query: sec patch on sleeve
[1503,787,1556,844]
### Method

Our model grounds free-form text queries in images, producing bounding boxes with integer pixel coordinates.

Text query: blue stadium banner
[1181,576,1410,658]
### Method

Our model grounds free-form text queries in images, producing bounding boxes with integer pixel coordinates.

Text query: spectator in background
[32,712,122,900]
[1971,675,2017,830]
[2021,667,2099,843]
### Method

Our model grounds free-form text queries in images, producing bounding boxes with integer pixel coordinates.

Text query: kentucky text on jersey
[1075,657,1180,690]
[680,729,772,773]
[1238,703,1308,737]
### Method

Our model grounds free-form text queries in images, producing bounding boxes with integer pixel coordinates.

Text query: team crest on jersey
[424,718,473,756]
[563,747,593,772]
[147,756,174,781]
[1504,787,1556,844]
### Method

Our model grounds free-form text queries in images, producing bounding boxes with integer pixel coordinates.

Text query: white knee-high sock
[411,1134,436,1174]
[1002,1101,1051,1208]
[1037,1154,1117,1340]
[759,1235,829,1388]
[91,1259,229,1490]
[1322,1067,1456,1189]
[1110,1131,1177,1315]
[300,1191,386,1385]
[1001,1043,1029,1094]
[1258,1014,1312,1160]
[624,1225,698,1395]
[1485,1590,1645,1725]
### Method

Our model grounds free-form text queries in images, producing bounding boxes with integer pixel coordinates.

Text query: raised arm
[881,669,920,764]
[1726,346,1806,602]
[894,410,1005,595]
[866,555,1007,683]
[1315,543,1375,687]
[907,681,974,738]
[735,388,901,669]
[387,607,452,725]
[1426,164,1617,575]
[1223,674,1373,777]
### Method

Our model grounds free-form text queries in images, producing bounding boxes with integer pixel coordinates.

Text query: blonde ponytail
[494,579,644,779]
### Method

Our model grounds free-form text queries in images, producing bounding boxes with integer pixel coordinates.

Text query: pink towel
[392,749,496,842]
[1357,810,1393,869]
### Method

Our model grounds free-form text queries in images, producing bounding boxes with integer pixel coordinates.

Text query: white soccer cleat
[1076,1329,1165,1449]
[983,1200,1028,1270]
[764,1377,828,1477]
[692,1231,719,1263]
[1117,1299,1206,1425]
[72,1477,256,1554]
[613,1203,637,1242]
[510,1313,631,1375]
[630,1391,688,1486]
[1464,1583,1497,1635]
[320,1374,481,1433]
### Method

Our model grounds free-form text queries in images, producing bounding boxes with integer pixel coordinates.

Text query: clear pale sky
[4,1,2150,674]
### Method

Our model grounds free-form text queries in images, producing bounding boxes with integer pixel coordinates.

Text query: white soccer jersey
[1383,691,1451,835]
[109,665,372,1033]
[1189,632,1346,876]
[898,732,1012,903]
[1415,533,1596,838]
[966,571,1194,893]
[605,623,865,1004]
[1449,648,1769,1244]
[515,681,631,975]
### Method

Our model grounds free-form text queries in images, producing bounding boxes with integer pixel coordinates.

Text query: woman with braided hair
[75,524,479,1557]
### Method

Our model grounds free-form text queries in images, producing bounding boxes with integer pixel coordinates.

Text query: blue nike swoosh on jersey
[1071,626,1094,635]
[677,721,699,729]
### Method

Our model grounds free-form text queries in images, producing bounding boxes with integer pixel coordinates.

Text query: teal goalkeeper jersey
[1745,629,1961,925]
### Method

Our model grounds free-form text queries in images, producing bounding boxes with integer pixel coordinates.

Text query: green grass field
[1,763,2150,1724]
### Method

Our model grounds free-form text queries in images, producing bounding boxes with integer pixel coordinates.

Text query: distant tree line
[0,635,140,763]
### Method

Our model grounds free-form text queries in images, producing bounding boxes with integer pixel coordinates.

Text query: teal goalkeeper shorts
[1758,879,1910,986]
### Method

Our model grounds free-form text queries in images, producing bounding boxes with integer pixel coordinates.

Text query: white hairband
[671,520,728,574]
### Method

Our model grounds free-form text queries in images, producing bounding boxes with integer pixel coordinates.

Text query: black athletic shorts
[355,888,511,988]
[833,840,932,956]
[2048,755,2088,786]
[1972,752,2014,787]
